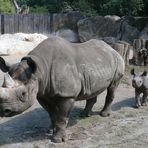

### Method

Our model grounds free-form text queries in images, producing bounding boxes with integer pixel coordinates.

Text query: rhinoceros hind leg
[100,81,120,117]
[81,97,97,117]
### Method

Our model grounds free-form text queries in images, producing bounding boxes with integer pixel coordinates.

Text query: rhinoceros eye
[19,91,27,102]
[22,92,26,97]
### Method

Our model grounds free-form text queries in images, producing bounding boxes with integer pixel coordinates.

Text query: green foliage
[17,0,29,5]
[29,5,49,13]
[100,0,144,16]
[61,2,73,13]
[0,0,147,16]
[71,0,97,16]
[0,0,15,13]
[46,0,64,13]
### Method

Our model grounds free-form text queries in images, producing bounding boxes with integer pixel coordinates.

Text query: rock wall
[51,11,85,42]
[49,12,148,44]
[77,16,121,43]
[77,16,148,44]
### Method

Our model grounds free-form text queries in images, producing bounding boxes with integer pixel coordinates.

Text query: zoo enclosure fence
[0,13,54,35]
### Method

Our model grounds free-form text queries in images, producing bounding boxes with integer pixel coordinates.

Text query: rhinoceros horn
[2,73,15,88]
[0,87,10,99]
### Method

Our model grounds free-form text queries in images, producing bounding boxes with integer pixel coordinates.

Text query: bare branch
[11,0,29,14]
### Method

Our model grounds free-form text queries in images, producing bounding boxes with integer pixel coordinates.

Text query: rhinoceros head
[0,57,38,117]
[131,68,147,88]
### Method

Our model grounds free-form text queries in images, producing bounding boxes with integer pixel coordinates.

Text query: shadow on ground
[112,97,134,111]
[0,106,86,146]
[0,108,50,146]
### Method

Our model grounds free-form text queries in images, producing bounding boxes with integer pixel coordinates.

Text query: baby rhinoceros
[131,69,148,108]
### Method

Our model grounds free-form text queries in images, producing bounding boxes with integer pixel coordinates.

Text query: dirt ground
[0,54,148,148]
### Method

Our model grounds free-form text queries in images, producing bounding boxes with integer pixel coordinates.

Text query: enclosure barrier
[0,14,52,34]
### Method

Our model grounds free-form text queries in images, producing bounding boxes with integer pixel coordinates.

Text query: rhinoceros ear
[141,71,147,76]
[130,68,135,76]
[21,57,37,74]
[0,57,10,72]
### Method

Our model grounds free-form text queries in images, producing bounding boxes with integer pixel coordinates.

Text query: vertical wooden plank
[48,14,51,34]
[34,14,40,33]
[14,14,19,33]
[38,14,42,33]
[18,15,23,33]
[23,15,29,33]
[43,14,47,34]
[28,14,34,33]
[33,14,37,33]
[43,14,51,34]
[3,14,9,33]
[1,14,4,34]
[0,14,1,34]
[39,14,44,34]
[9,15,12,33]
[19,14,30,33]
[10,14,15,33]
[18,15,25,33]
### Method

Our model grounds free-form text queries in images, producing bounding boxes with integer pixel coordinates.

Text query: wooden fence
[0,14,51,34]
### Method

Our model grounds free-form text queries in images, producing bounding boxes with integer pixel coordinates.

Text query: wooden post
[1,14,4,34]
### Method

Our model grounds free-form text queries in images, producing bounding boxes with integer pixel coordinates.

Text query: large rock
[0,33,48,55]
[78,16,148,44]
[55,29,79,42]
[52,11,85,33]
[139,24,148,39]
[77,16,121,42]
[120,21,139,44]
[120,16,148,43]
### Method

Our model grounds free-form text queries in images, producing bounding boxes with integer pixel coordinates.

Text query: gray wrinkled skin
[0,62,39,117]
[131,69,148,108]
[0,36,125,143]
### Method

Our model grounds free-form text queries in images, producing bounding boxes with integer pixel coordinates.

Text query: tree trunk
[11,0,29,14]
[12,0,20,14]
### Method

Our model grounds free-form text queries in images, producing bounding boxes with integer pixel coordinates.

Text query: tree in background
[99,0,144,16]
[0,0,147,16]
[70,0,97,16]
[143,0,148,15]
[0,0,15,13]
[12,0,29,14]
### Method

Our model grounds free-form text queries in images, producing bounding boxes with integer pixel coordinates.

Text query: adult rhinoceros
[0,36,124,142]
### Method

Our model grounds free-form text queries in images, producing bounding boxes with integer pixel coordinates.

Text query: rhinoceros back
[27,37,124,99]
[72,39,124,99]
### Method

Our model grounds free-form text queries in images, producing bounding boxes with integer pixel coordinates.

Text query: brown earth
[0,54,148,148]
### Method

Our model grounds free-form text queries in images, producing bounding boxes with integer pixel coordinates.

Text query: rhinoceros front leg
[100,81,119,117]
[81,97,97,117]
[47,105,57,134]
[141,93,147,106]
[37,98,57,133]
[135,91,141,108]
[52,98,74,143]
